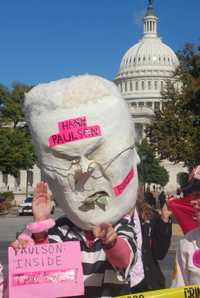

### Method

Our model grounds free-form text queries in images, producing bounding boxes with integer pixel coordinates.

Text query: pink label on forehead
[48,116,102,147]
[113,166,134,197]
[58,116,87,133]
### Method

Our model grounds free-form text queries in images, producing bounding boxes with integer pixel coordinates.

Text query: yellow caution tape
[115,285,200,298]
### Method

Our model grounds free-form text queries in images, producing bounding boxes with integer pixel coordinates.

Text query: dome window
[122,82,124,92]
[130,81,133,91]
[125,82,127,92]
[148,81,152,90]
[147,102,152,108]
[138,57,141,62]
[139,102,144,107]
[143,56,146,61]
[134,57,136,63]
[142,81,145,90]
[135,81,139,90]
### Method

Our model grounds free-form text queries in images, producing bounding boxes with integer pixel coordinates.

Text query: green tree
[0,82,35,177]
[147,42,200,168]
[177,172,189,189]
[0,82,31,128]
[136,139,169,187]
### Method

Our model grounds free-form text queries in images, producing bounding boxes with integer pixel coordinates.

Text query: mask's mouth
[78,191,110,212]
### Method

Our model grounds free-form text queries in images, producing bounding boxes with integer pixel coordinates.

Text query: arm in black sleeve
[151,213,172,260]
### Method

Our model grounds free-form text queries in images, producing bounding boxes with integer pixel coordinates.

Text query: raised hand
[32,182,52,222]
[93,223,117,248]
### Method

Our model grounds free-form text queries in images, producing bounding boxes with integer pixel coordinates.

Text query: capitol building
[114,0,186,191]
[114,0,179,140]
[0,0,186,197]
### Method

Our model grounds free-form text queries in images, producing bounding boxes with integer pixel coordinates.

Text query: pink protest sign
[8,242,84,298]
[48,116,102,147]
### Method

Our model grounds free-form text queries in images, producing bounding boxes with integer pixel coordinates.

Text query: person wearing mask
[10,75,141,298]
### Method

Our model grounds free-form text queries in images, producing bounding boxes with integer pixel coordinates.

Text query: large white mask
[24,75,140,230]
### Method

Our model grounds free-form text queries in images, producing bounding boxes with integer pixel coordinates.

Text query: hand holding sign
[93,223,117,248]
[11,238,29,251]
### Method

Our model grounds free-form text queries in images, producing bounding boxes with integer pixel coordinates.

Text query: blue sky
[0,0,199,87]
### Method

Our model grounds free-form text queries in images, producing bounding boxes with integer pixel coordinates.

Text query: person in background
[144,187,156,209]
[152,186,160,208]
[158,190,166,209]
[131,186,172,291]
[176,188,182,199]
[171,165,200,287]
[167,166,200,235]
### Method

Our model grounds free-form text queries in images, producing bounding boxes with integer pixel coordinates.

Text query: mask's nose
[73,156,95,191]
[79,156,94,173]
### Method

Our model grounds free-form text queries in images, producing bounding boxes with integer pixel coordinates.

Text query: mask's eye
[49,148,80,162]
[71,158,80,165]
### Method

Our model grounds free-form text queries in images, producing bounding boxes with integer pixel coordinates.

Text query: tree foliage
[146,42,200,168]
[177,172,189,189]
[136,139,169,187]
[0,82,31,128]
[0,82,36,177]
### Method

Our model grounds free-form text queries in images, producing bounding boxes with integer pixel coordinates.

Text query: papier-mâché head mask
[24,75,140,230]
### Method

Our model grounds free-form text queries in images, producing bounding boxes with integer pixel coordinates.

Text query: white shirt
[172,227,200,287]
[130,209,145,287]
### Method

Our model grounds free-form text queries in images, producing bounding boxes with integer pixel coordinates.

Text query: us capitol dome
[114,0,186,191]
[114,0,179,141]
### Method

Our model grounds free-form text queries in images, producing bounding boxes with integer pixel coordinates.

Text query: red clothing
[167,195,198,234]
